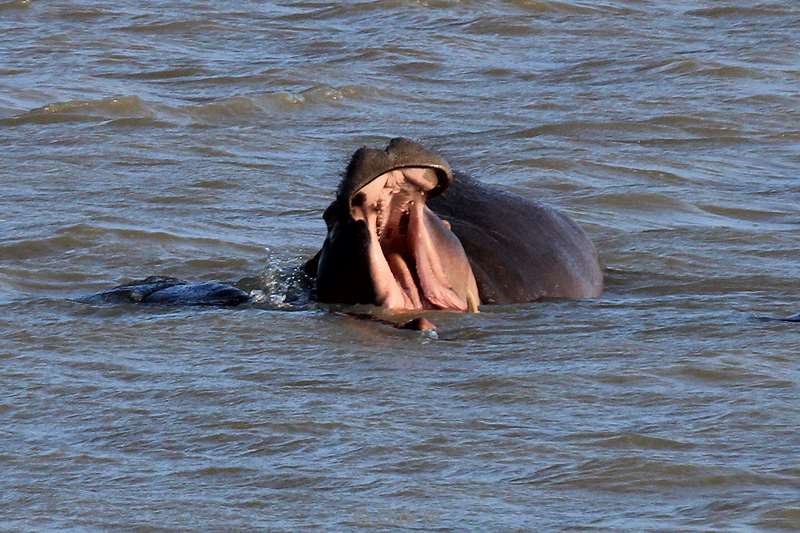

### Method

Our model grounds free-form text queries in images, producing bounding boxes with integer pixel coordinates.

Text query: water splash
[237,252,315,309]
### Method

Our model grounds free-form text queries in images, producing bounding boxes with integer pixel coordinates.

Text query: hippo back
[428,172,602,304]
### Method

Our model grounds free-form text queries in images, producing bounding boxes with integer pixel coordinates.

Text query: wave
[508,113,768,148]
[0,85,376,127]
[116,67,207,81]
[0,0,29,10]
[114,19,225,34]
[515,456,795,492]
[0,223,262,261]
[507,0,638,15]
[0,96,156,126]
[562,431,694,450]
[686,6,791,18]
[180,85,368,122]
[636,58,770,80]
[510,120,680,142]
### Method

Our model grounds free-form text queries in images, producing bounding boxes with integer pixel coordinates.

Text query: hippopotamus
[305,138,602,310]
[84,138,603,315]
[79,276,250,306]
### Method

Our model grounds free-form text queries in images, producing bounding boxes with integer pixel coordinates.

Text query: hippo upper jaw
[348,167,479,312]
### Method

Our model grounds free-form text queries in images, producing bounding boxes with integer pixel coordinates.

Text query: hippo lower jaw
[351,167,479,312]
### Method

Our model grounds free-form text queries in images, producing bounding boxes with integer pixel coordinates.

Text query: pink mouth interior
[350,167,474,311]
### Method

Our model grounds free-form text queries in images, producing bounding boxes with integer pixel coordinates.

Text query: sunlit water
[2,1,799,530]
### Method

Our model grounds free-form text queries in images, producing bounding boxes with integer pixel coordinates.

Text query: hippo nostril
[352,192,366,208]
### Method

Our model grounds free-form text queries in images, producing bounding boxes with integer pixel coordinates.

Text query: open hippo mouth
[313,138,480,313]
[349,167,478,312]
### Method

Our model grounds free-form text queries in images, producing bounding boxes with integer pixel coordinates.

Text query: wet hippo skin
[307,138,603,310]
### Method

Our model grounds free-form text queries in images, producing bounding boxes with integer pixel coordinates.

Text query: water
[2,1,799,530]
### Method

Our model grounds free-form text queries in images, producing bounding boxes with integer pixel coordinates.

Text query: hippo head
[309,138,480,312]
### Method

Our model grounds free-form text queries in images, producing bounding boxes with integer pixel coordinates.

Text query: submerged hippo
[85,138,603,314]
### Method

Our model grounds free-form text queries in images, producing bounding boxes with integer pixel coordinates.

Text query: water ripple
[2,0,800,530]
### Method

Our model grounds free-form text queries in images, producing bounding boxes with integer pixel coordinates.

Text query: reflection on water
[1,1,799,530]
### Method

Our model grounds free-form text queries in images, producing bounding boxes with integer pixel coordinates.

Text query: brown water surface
[2,1,799,530]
